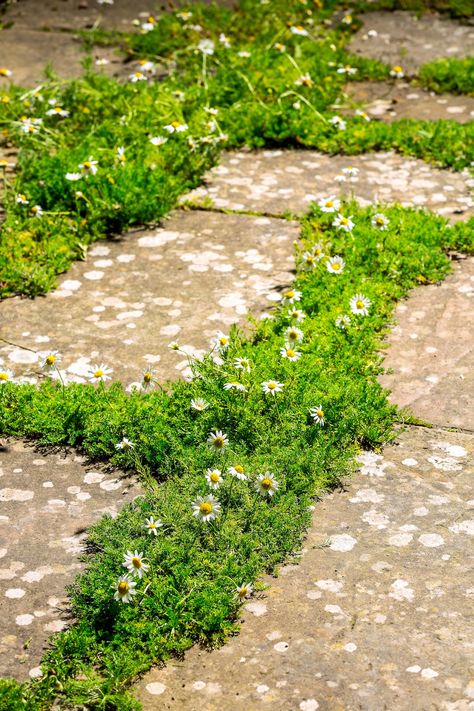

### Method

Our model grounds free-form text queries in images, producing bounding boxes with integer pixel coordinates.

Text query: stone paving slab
[0,439,141,681]
[136,426,474,711]
[184,150,474,221]
[349,11,474,74]
[380,256,474,431]
[343,80,474,123]
[0,210,298,386]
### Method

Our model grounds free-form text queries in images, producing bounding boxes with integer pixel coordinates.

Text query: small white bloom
[335,314,351,329]
[219,33,231,48]
[280,346,301,362]
[19,117,42,134]
[205,468,223,489]
[113,575,137,603]
[290,25,309,36]
[285,326,304,344]
[255,472,279,497]
[350,293,371,316]
[129,71,148,82]
[192,494,221,522]
[137,59,155,73]
[191,398,209,411]
[334,174,346,183]
[40,350,62,371]
[207,430,229,451]
[318,195,340,213]
[141,369,157,390]
[95,58,110,66]
[329,115,346,130]
[116,146,126,163]
[261,380,284,396]
[287,308,305,323]
[168,341,180,351]
[16,193,29,205]
[238,50,251,58]
[355,109,370,121]
[123,550,149,578]
[115,437,135,451]
[88,363,113,382]
[236,583,253,599]
[31,205,43,218]
[213,331,230,350]
[144,516,163,536]
[341,13,352,24]
[326,256,345,274]
[0,368,14,384]
[65,172,82,181]
[198,39,215,55]
[234,357,251,372]
[79,157,99,175]
[390,65,404,78]
[367,29,378,38]
[282,289,302,304]
[332,214,354,232]
[46,106,69,117]
[228,464,247,481]
[295,73,313,87]
[309,405,325,426]
[164,121,188,133]
[342,166,359,178]
[274,42,286,52]
[337,65,357,75]
[371,213,390,230]
[149,136,168,146]
[0,67,12,77]
[223,381,247,392]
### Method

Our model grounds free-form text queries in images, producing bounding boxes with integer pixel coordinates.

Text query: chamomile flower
[168,341,180,351]
[144,516,163,535]
[350,293,371,316]
[113,575,136,603]
[207,430,229,451]
[337,65,357,75]
[164,121,188,133]
[46,106,69,117]
[141,16,157,32]
[313,243,325,261]
[371,213,390,230]
[285,326,304,344]
[341,13,353,24]
[342,166,359,178]
[355,109,370,121]
[334,174,346,184]
[19,117,42,134]
[31,205,43,218]
[255,472,279,497]
[335,314,351,329]
[16,194,29,205]
[141,369,157,390]
[261,380,284,396]
[390,65,404,78]
[192,494,221,522]
[116,146,126,163]
[40,351,62,371]
[332,214,354,232]
[288,308,305,323]
[191,397,209,411]
[219,33,231,48]
[295,73,313,87]
[301,251,318,270]
[79,157,99,175]
[326,256,345,274]
[129,71,148,82]
[115,437,135,451]
[198,39,215,55]
[309,405,325,426]
[205,468,223,489]
[318,196,340,213]
[137,59,155,73]
[282,289,302,304]
[290,25,309,36]
[123,550,149,578]
[88,363,113,382]
[0,368,14,384]
[0,68,12,77]
[274,42,286,52]
[236,583,253,599]
[223,381,247,392]
[280,346,301,362]
[329,115,347,130]
[228,464,247,481]
[213,331,230,350]
[65,172,82,181]
[149,136,168,146]
[234,357,251,372]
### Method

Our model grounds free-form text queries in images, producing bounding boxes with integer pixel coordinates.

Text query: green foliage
[0,201,472,708]
[419,57,474,95]
[349,0,474,18]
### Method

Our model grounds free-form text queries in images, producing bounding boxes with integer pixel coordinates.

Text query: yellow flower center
[261,478,273,490]
[132,557,142,569]
[288,331,297,340]
[149,522,156,529]
[286,349,295,358]
[83,161,92,169]
[94,370,104,378]
[210,472,220,483]
[393,66,402,73]
[238,587,248,598]
[285,291,294,298]
[326,200,333,207]
[356,300,364,309]
[376,217,385,225]
[46,355,56,366]
[171,121,181,128]
[341,218,348,225]
[0,68,9,76]
[332,263,340,270]
[118,581,129,594]
[0,372,9,381]
[200,502,213,515]
[143,372,152,383]
[234,465,244,474]
[267,382,276,390]
[317,409,324,418]
[295,25,304,30]
[306,256,315,264]
[219,337,228,346]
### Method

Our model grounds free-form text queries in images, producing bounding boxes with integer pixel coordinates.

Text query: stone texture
[343,80,474,123]
[380,256,474,430]
[0,439,141,681]
[136,426,474,710]
[0,210,298,386]
[349,11,474,74]
[184,149,474,221]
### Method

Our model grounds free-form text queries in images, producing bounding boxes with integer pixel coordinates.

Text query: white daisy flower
[280,346,301,362]
[274,42,286,52]
[290,25,309,36]
[261,380,284,396]
[198,39,215,55]
[341,13,352,24]
[141,369,157,389]
[336,65,357,75]
[234,357,251,372]
[342,166,359,177]
[192,494,221,522]
[207,430,229,451]
[236,583,253,599]
[46,106,69,117]
[371,213,390,230]
[329,115,347,130]
[309,405,325,426]
[191,398,209,411]
[129,71,148,82]
[313,243,325,261]
[350,293,371,316]
[228,464,247,481]
[116,146,126,163]
[238,50,251,58]
[390,65,404,78]
[0,368,14,384]
[205,468,223,489]
[65,172,82,181]
[137,59,155,73]
[168,341,180,351]
[301,251,318,270]
[31,205,43,218]
[19,117,42,134]
[255,472,279,497]
[223,382,247,392]
[213,331,230,350]
[335,314,351,329]
[318,196,340,213]
[287,308,305,323]
[115,437,135,451]
[332,214,354,232]
[284,326,304,344]
[79,158,99,175]
[295,73,313,87]
[177,10,192,20]
[334,174,346,183]
[113,575,137,603]
[141,17,157,33]
[144,516,163,536]
[282,289,302,304]
[88,363,113,382]
[123,550,149,578]
[40,350,62,371]
[164,121,188,133]
[97,0,114,4]
[0,67,12,77]
[95,58,110,66]
[219,33,231,48]
[326,256,345,274]
[149,136,168,146]
[355,109,370,121]
[16,194,29,205]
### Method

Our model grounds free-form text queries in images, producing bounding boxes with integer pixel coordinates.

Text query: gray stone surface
[0,439,141,681]
[136,426,474,710]
[349,11,474,74]
[380,257,474,430]
[184,149,474,221]
[0,210,298,386]
[343,80,474,123]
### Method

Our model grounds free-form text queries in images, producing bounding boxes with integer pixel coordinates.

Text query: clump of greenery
[1,0,473,298]
[419,57,474,95]
[349,0,474,18]
[1,202,473,709]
